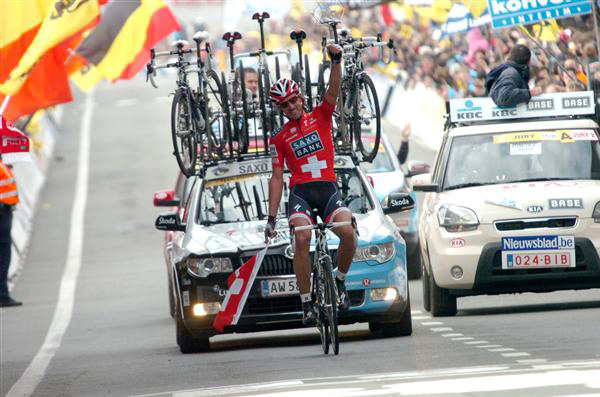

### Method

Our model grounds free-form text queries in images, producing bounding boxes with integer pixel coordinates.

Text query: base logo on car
[549,198,583,209]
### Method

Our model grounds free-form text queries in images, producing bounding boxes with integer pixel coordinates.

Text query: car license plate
[261,277,299,298]
[501,235,575,269]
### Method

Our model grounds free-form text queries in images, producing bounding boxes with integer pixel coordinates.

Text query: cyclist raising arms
[265,44,357,325]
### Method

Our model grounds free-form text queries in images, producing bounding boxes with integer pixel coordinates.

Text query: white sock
[301,293,311,303]
[336,271,346,281]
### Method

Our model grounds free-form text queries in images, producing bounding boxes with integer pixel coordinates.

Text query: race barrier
[7,109,60,290]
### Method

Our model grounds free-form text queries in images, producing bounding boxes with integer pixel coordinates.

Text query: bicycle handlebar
[291,220,352,232]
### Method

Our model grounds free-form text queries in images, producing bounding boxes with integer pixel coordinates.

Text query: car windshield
[444,129,600,190]
[360,143,395,173]
[197,168,374,224]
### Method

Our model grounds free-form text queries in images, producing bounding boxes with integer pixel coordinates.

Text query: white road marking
[502,352,531,358]
[412,315,431,320]
[441,333,463,337]
[452,337,475,341]
[477,345,502,348]
[420,321,443,326]
[411,310,423,314]
[430,327,454,332]
[517,359,548,364]
[116,98,139,107]
[7,91,94,397]
[489,348,516,352]
[127,361,600,397]
[464,341,488,345]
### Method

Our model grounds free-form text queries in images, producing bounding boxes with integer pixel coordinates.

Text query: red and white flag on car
[213,246,268,332]
[0,115,31,163]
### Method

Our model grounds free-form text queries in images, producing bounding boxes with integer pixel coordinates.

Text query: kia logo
[527,205,543,213]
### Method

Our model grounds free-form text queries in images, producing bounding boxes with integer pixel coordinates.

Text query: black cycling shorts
[287,181,350,224]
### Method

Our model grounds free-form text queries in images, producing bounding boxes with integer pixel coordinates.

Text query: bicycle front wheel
[353,73,381,162]
[322,256,339,355]
[314,261,330,355]
[171,88,197,176]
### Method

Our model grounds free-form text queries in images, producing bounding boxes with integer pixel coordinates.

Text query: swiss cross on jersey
[291,131,323,158]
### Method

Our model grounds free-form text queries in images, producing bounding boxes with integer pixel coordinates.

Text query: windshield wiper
[445,182,487,191]
[506,177,571,183]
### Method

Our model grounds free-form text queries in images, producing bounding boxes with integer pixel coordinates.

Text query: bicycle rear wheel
[236,65,250,154]
[219,71,233,158]
[317,61,330,102]
[171,88,197,177]
[205,69,226,158]
[353,73,381,162]
[322,256,339,355]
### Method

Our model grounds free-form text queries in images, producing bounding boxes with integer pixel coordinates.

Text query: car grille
[243,251,339,277]
[243,290,365,315]
[494,217,577,231]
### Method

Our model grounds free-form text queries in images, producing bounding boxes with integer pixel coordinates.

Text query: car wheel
[175,306,209,353]
[168,279,175,318]
[422,263,431,312]
[369,291,412,337]
[429,273,457,317]
[407,248,422,280]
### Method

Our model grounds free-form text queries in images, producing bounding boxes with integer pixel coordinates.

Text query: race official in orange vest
[0,156,22,307]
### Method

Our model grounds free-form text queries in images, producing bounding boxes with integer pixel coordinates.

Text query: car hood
[438,180,600,223]
[368,171,405,203]
[179,210,396,258]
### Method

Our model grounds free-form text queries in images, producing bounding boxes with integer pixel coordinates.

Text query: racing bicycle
[147,33,224,175]
[292,219,353,355]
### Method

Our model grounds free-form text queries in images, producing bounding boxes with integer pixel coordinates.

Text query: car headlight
[593,201,600,223]
[353,242,395,264]
[186,257,233,277]
[437,204,479,232]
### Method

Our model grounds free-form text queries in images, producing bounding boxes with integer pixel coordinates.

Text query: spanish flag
[73,0,180,91]
[0,0,100,96]
[1,1,66,121]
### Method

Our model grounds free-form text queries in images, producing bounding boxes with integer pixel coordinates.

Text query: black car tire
[407,248,422,280]
[422,262,431,312]
[176,307,209,353]
[168,279,175,318]
[429,272,457,317]
[369,291,412,337]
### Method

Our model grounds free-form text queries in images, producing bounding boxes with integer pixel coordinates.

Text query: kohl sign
[487,0,591,29]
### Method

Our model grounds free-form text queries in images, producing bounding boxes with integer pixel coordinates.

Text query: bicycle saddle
[252,12,270,21]
[290,30,307,42]
[171,40,189,49]
[193,31,209,43]
[320,18,340,26]
[222,31,242,45]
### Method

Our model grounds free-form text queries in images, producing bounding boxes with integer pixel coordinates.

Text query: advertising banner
[487,0,591,29]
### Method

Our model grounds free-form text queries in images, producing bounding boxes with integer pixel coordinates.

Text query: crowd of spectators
[171,6,600,102]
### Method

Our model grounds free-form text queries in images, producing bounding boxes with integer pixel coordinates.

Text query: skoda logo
[283,244,294,260]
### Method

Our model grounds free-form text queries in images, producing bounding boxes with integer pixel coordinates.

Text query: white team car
[413,91,600,316]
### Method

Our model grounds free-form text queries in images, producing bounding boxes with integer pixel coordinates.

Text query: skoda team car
[154,155,415,353]
[413,91,600,316]
[360,132,430,278]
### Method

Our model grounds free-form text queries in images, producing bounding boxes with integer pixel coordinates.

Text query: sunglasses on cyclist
[279,95,300,109]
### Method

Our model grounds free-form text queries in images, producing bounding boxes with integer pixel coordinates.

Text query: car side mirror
[383,193,415,214]
[411,173,438,192]
[405,160,430,178]
[155,213,185,231]
[153,189,179,207]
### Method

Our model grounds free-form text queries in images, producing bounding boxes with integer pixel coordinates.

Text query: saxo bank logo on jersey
[291,131,324,159]
[456,100,483,120]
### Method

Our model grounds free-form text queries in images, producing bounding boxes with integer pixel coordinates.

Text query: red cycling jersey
[270,100,336,188]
